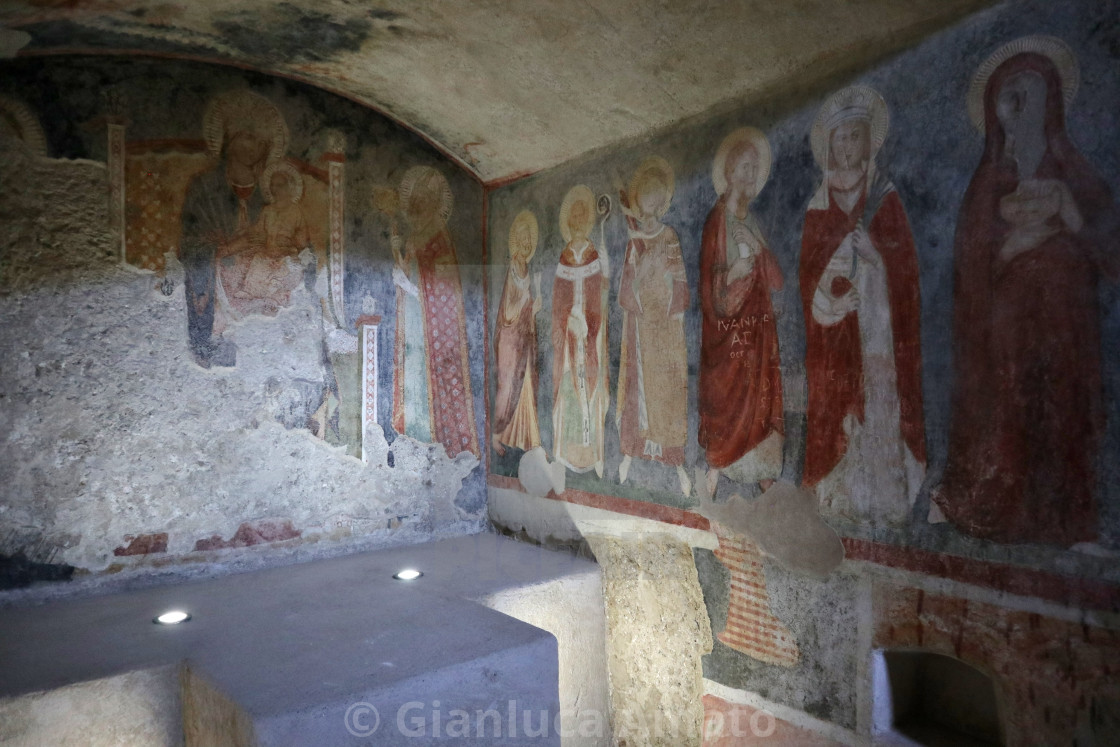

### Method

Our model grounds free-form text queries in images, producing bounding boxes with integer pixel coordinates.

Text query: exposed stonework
[587,533,713,746]
[0,139,483,574]
[181,666,256,747]
[0,666,182,747]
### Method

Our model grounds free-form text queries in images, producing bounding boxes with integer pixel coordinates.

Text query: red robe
[935,52,1117,545]
[799,188,925,487]
[698,197,785,469]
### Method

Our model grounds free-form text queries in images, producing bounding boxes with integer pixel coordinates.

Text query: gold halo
[507,210,539,261]
[559,184,596,243]
[712,127,771,197]
[399,165,454,226]
[260,159,303,204]
[203,89,289,163]
[628,156,675,218]
[0,95,48,157]
[810,86,889,170]
[967,34,1079,132]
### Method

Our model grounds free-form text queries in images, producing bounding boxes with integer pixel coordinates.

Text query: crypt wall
[0,56,488,579]
[485,0,1120,743]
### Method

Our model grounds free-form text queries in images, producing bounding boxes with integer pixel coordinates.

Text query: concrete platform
[0,534,604,745]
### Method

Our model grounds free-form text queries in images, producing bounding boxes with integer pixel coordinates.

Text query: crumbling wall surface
[586,533,713,747]
[0,139,482,574]
[0,665,182,747]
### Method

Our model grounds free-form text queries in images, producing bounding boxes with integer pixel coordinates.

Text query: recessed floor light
[154,610,191,625]
[393,569,422,581]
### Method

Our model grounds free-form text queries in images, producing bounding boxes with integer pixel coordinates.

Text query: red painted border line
[489,475,1120,611]
[487,474,712,531]
[842,538,1120,611]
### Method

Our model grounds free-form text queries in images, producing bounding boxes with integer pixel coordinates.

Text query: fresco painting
[491,210,543,455]
[698,128,785,499]
[378,166,479,459]
[934,36,1118,548]
[114,83,482,464]
[551,184,611,478]
[800,85,926,527]
[486,14,1118,720]
[616,156,691,496]
[489,27,1117,549]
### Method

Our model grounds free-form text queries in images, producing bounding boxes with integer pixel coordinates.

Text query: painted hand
[836,288,859,315]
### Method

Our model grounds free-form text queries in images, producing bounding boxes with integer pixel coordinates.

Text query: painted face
[996,70,1047,141]
[407,176,440,224]
[512,222,533,261]
[225,131,267,169]
[270,172,292,204]
[637,180,666,219]
[829,120,869,171]
[568,199,590,239]
[728,147,759,197]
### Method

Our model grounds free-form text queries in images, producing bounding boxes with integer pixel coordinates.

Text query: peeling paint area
[0,59,486,576]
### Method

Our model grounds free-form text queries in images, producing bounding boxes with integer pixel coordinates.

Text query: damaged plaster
[0,137,482,573]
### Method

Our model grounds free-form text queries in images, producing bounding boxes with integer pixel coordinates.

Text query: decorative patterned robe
[392,228,479,458]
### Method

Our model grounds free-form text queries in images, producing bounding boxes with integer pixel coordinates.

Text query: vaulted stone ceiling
[2,0,996,183]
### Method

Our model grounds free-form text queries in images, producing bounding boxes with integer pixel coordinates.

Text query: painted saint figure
[492,210,543,455]
[180,90,289,368]
[616,157,691,496]
[552,185,610,477]
[383,166,479,458]
[698,128,785,498]
[215,159,311,325]
[800,86,926,525]
[934,37,1117,546]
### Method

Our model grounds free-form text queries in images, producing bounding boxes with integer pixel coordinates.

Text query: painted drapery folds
[699,128,785,496]
[486,11,1118,729]
[488,16,1118,564]
[800,86,926,527]
[551,185,610,477]
[617,157,691,496]
[934,36,1118,547]
[492,210,543,454]
[384,166,480,459]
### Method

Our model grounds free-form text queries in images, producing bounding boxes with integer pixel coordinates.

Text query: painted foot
[619,455,632,483]
[759,479,775,492]
[677,466,692,497]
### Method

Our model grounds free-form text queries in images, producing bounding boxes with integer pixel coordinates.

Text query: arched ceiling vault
[2,0,997,185]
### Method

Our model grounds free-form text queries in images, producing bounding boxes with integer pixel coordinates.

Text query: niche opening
[872,649,1003,746]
